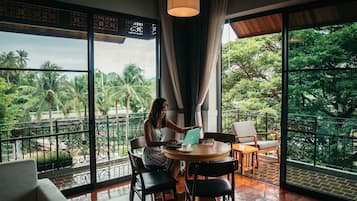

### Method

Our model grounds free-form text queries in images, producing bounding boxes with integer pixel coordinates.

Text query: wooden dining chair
[130,136,147,153]
[184,159,238,201]
[203,132,236,157]
[128,150,178,201]
[130,136,165,170]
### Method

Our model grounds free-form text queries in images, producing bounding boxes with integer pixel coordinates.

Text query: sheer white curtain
[158,1,184,138]
[195,0,228,135]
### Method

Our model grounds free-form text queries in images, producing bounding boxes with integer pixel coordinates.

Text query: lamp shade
[167,0,200,17]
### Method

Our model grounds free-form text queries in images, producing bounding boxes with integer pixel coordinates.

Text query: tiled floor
[67,174,320,201]
[67,158,320,201]
[244,156,280,186]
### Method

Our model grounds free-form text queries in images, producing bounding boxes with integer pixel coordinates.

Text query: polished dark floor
[67,158,320,201]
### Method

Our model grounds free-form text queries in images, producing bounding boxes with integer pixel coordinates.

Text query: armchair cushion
[243,140,279,150]
[0,159,66,201]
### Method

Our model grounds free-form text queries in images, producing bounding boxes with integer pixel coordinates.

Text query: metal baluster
[7,140,9,161]
[0,133,2,162]
[107,115,110,160]
[14,140,17,160]
[29,138,32,159]
[56,120,59,170]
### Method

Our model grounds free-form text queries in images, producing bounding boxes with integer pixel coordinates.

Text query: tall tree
[65,75,88,130]
[0,77,11,125]
[24,61,66,134]
[16,50,28,68]
[109,64,151,146]
[0,51,17,83]
[288,23,357,118]
[222,34,282,113]
[16,50,29,85]
[95,70,111,115]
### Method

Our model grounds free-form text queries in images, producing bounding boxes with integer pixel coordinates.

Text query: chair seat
[144,164,165,171]
[185,179,232,197]
[136,171,177,193]
[243,140,279,150]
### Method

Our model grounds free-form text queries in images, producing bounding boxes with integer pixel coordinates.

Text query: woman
[143,97,197,177]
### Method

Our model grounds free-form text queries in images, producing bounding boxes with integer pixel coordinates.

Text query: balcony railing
[0,113,146,172]
[222,109,280,133]
[0,110,355,187]
[222,109,356,173]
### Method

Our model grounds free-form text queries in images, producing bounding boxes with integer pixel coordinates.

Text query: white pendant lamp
[167,0,200,17]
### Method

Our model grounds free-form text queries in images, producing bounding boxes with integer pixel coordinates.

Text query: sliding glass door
[285,2,357,200]
[92,13,158,183]
[0,0,159,193]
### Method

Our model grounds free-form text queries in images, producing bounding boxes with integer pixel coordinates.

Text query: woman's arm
[166,119,198,134]
[144,120,173,147]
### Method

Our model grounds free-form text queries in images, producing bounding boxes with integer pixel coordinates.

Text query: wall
[55,0,159,19]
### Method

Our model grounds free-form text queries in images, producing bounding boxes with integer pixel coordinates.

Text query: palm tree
[95,70,111,115]
[16,50,29,85]
[107,72,122,124]
[16,50,28,68]
[0,51,17,83]
[65,75,88,130]
[109,64,152,146]
[25,61,66,134]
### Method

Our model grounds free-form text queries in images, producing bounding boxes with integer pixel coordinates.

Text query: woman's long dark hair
[148,98,167,128]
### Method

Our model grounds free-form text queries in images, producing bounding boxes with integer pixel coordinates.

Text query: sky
[0,24,236,80]
[222,24,237,44]
[0,31,156,79]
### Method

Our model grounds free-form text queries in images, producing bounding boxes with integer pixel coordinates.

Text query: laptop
[183,128,201,145]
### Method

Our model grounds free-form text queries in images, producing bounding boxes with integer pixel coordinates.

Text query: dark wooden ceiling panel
[230,14,282,38]
[230,1,357,38]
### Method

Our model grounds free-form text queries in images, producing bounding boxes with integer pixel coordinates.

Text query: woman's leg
[169,160,180,178]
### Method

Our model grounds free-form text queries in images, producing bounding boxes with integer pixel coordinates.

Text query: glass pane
[0,70,90,190]
[221,22,282,133]
[0,26,87,71]
[94,33,157,182]
[287,8,357,200]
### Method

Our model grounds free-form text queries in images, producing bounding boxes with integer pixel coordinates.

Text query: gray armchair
[231,121,280,166]
[0,159,67,201]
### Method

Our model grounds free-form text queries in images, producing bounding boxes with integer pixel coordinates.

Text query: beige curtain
[195,0,228,136]
[158,1,184,137]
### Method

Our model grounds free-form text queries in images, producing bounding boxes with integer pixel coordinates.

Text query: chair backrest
[187,159,238,200]
[231,121,257,143]
[130,136,146,153]
[204,132,236,144]
[188,159,238,177]
[204,132,236,156]
[128,150,146,174]
[0,159,38,201]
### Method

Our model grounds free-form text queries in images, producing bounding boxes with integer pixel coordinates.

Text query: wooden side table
[232,143,258,175]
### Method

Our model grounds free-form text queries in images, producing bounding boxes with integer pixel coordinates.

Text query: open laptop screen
[183,128,201,144]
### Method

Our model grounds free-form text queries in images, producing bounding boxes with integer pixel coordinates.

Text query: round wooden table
[164,141,230,162]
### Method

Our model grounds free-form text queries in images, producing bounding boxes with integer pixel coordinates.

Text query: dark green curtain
[173,0,209,126]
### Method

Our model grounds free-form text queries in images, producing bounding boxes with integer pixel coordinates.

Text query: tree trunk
[115,101,119,124]
[49,103,53,135]
[125,96,131,147]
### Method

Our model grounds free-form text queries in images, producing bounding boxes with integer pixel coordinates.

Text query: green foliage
[0,77,11,125]
[287,22,357,171]
[288,23,357,118]
[36,151,73,171]
[222,34,282,113]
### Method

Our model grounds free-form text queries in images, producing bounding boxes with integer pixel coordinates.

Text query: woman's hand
[183,125,201,133]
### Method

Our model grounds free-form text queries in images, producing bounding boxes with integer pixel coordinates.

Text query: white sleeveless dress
[143,128,171,169]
